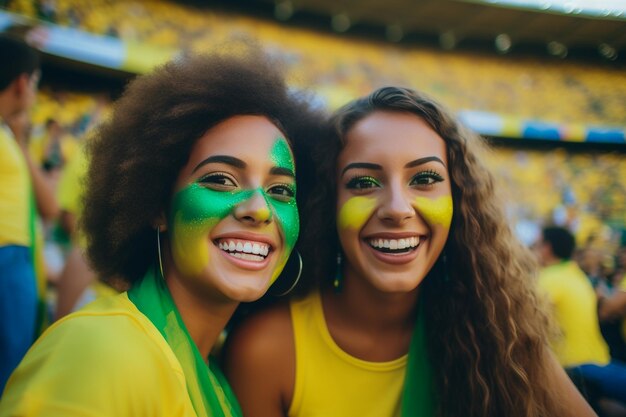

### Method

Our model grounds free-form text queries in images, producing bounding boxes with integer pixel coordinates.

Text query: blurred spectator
[536,226,626,411]
[598,246,626,362]
[0,34,59,393]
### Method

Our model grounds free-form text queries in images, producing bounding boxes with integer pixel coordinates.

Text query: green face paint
[169,137,299,282]
[268,137,299,282]
[412,196,453,229]
[271,136,296,174]
[170,184,253,277]
[338,196,377,231]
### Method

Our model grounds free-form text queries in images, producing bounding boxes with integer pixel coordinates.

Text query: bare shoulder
[544,348,598,417]
[223,302,295,416]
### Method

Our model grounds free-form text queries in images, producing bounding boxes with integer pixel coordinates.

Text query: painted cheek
[169,183,252,277]
[412,196,453,229]
[338,196,378,231]
[267,137,299,282]
[267,196,299,283]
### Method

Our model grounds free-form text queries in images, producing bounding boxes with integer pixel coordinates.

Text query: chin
[374,278,423,293]
[223,278,272,302]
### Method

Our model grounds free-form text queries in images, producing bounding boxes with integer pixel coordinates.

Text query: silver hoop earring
[156,227,165,279]
[270,250,303,297]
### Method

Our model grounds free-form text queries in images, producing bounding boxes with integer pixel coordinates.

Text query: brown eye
[267,184,295,202]
[410,170,444,188]
[198,173,237,190]
[346,176,381,190]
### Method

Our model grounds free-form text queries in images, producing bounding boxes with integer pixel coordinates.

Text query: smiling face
[336,111,453,293]
[166,115,298,302]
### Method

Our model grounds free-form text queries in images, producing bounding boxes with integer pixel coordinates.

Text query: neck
[320,266,419,361]
[326,266,419,333]
[544,256,565,267]
[166,273,238,361]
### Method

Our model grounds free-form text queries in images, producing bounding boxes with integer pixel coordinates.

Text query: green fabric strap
[128,268,242,417]
[401,311,436,417]
[28,188,47,336]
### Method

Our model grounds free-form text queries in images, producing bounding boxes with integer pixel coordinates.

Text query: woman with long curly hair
[224,86,596,417]
[0,50,322,417]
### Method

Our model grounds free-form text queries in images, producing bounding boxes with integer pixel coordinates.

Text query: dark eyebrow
[341,162,382,176]
[270,166,295,178]
[192,155,246,173]
[404,156,446,169]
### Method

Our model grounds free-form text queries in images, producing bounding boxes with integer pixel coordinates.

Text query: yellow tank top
[289,291,407,417]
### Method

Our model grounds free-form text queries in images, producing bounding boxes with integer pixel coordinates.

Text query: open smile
[362,234,425,265]
[366,236,420,255]
[215,238,273,263]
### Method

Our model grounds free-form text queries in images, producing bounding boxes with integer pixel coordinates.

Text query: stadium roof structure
[239,0,626,61]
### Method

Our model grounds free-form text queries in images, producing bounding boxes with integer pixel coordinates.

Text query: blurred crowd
[5,0,626,125]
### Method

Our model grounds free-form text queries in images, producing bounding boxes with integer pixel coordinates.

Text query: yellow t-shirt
[0,123,30,246]
[0,293,196,417]
[538,260,610,367]
[288,291,407,417]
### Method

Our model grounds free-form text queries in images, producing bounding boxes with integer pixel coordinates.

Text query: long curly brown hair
[298,86,563,416]
[81,49,324,284]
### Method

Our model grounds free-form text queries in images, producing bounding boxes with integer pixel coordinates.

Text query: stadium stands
[3,0,626,245]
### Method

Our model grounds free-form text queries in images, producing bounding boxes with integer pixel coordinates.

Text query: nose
[234,190,272,225]
[377,184,415,225]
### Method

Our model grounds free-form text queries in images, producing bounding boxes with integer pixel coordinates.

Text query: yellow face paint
[338,196,377,231]
[254,206,271,222]
[171,213,219,277]
[413,195,453,228]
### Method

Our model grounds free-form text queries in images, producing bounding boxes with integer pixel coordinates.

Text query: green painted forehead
[271,137,295,173]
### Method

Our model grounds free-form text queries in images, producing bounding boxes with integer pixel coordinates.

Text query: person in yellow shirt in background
[0,34,59,394]
[536,225,626,407]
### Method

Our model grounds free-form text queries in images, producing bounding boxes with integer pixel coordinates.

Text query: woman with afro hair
[1,49,322,417]
[224,86,596,417]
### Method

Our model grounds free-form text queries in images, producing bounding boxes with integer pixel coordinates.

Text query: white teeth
[368,237,420,250]
[231,252,264,262]
[217,239,271,258]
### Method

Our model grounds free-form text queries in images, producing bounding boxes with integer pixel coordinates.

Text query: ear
[13,73,30,96]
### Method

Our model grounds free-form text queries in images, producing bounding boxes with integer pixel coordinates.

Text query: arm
[544,348,598,417]
[598,290,626,321]
[7,112,60,221]
[223,304,295,417]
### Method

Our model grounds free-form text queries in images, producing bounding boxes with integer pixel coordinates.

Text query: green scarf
[401,310,436,417]
[28,186,48,337]
[128,268,242,417]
